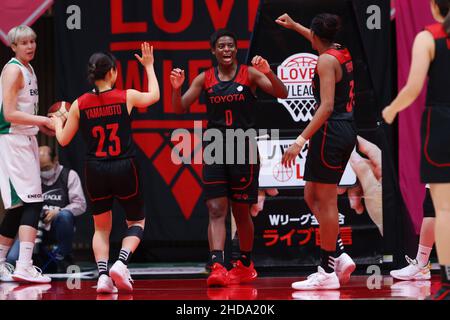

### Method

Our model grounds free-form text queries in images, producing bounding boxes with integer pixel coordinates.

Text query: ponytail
[86,52,117,95]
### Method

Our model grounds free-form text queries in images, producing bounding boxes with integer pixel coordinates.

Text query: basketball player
[170,29,287,287]
[277,13,357,290]
[383,0,450,299]
[52,43,159,293]
[0,25,53,283]
[391,186,434,281]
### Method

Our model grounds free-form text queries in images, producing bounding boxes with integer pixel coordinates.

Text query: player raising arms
[52,43,159,293]
[383,0,450,300]
[171,29,287,287]
[277,13,357,290]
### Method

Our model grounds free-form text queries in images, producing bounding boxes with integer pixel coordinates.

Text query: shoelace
[125,269,134,283]
[405,255,418,266]
[0,262,15,275]
[305,269,328,284]
[26,265,44,278]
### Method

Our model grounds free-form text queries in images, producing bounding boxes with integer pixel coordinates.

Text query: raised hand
[170,68,185,89]
[134,42,154,67]
[275,13,297,30]
[251,55,271,74]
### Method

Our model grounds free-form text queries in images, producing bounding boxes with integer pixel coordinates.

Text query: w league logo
[277,53,318,122]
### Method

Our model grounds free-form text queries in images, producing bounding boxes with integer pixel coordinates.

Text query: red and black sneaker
[228,260,258,284]
[207,263,229,287]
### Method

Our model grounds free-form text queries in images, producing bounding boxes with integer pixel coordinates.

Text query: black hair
[210,29,237,49]
[310,13,342,43]
[434,0,450,36]
[87,52,117,94]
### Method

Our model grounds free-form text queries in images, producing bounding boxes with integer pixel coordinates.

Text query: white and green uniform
[0,58,42,209]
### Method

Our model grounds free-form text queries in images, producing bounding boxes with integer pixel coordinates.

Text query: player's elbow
[321,102,334,115]
[3,109,15,123]
[58,137,69,147]
[59,141,68,147]
[4,114,12,122]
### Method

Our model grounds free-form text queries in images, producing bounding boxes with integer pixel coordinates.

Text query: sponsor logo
[208,94,245,104]
[277,53,318,122]
[27,193,42,199]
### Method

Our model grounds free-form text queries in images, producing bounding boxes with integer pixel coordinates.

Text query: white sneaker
[109,261,133,292]
[292,267,340,290]
[0,262,15,282]
[335,253,356,284]
[96,274,118,294]
[390,256,431,281]
[12,261,51,283]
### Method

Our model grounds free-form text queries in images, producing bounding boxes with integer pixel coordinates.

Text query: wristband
[294,135,306,148]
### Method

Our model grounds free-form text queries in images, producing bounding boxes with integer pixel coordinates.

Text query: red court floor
[0,275,442,300]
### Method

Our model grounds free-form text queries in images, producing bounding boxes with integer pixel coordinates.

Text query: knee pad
[0,206,24,238]
[125,225,144,241]
[20,202,42,229]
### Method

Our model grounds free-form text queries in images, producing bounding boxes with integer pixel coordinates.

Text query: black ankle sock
[239,251,252,267]
[441,265,450,285]
[97,260,108,277]
[336,234,345,256]
[119,248,132,265]
[210,250,224,265]
[320,249,336,273]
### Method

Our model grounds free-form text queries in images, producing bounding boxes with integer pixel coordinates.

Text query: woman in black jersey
[170,29,287,287]
[383,0,450,300]
[52,43,159,294]
[277,13,357,290]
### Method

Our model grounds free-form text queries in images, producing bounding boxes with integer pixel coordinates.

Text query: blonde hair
[7,25,36,47]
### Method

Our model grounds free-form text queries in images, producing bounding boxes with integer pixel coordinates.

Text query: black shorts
[304,120,356,184]
[423,188,435,218]
[202,139,260,204]
[421,107,450,183]
[84,158,144,220]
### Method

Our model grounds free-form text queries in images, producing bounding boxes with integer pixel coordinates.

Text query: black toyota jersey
[203,64,257,130]
[78,88,135,161]
[312,46,355,121]
[425,23,450,107]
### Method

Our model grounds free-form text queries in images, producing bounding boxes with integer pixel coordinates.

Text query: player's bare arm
[382,31,434,124]
[2,64,51,128]
[171,70,205,114]
[276,13,313,43]
[249,55,288,99]
[127,42,160,112]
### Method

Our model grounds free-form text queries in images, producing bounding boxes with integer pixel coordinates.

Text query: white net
[280,98,316,122]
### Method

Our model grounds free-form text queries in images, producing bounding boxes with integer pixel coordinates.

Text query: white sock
[17,242,34,264]
[416,245,432,267]
[0,244,11,263]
